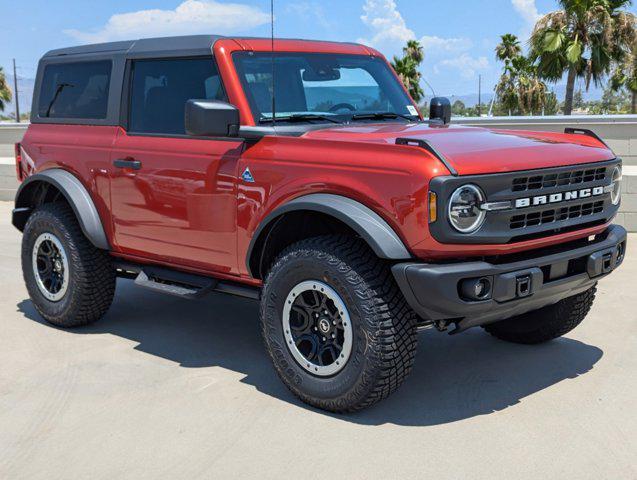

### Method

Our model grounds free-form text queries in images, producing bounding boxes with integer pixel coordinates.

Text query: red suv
[12,35,626,412]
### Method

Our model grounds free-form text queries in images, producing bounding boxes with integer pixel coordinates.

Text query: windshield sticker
[407,105,418,116]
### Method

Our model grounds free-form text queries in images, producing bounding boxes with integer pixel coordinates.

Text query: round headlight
[611,165,622,205]
[448,184,486,233]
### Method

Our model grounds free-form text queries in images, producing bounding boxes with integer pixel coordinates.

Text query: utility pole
[12,59,20,123]
[477,75,482,117]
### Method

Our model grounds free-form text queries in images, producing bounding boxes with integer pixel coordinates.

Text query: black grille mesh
[512,167,606,192]
[510,201,604,229]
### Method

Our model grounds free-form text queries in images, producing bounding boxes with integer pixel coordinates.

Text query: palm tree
[0,67,12,112]
[495,36,549,115]
[530,0,637,115]
[496,55,548,115]
[611,45,637,113]
[495,34,522,69]
[392,51,424,102]
[403,39,424,64]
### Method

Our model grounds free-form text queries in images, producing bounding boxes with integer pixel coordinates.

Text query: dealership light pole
[12,59,20,123]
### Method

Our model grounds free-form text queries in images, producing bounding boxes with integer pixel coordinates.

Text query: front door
[109,56,244,274]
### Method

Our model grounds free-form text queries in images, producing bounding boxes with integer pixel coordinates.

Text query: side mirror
[429,97,451,125]
[185,99,240,137]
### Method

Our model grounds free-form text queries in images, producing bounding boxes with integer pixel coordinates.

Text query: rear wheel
[22,202,116,328]
[483,286,597,344]
[260,235,418,413]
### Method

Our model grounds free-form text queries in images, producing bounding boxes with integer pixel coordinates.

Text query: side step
[115,262,261,301]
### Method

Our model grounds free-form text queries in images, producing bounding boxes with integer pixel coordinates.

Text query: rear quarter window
[38,61,112,120]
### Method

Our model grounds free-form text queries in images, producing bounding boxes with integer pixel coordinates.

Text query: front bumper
[392,225,627,333]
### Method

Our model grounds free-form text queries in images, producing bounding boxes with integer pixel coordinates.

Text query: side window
[38,61,112,119]
[128,57,226,135]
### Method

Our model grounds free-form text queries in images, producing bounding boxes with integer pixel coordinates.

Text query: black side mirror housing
[185,99,240,137]
[429,97,451,125]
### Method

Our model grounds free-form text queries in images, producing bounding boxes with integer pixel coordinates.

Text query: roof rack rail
[564,128,610,150]
[395,138,458,176]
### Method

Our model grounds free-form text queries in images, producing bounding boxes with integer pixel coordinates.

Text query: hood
[302,123,615,176]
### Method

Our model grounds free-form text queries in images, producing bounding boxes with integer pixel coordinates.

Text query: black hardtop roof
[43,35,225,58]
[42,35,365,59]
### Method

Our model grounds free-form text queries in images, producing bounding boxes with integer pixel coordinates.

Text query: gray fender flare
[247,193,412,275]
[13,169,110,250]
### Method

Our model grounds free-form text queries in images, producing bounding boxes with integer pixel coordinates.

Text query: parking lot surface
[0,201,635,479]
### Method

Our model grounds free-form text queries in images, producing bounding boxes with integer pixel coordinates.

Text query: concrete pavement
[0,201,635,479]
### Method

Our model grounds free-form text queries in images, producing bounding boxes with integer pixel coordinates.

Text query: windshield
[233,52,420,124]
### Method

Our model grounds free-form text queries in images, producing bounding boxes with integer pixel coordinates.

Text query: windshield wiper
[259,113,342,124]
[350,112,417,122]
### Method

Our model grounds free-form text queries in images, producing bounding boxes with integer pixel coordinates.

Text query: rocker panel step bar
[114,261,261,300]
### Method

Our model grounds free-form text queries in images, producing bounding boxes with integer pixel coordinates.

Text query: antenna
[270,0,276,126]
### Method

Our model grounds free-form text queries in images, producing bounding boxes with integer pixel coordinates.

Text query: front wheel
[260,236,418,413]
[483,286,597,344]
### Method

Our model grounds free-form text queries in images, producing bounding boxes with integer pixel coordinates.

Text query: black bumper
[392,225,627,333]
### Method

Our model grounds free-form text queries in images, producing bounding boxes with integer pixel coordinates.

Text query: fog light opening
[460,277,492,301]
[616,243,625,265]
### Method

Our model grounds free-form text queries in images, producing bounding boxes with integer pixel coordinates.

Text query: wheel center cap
[318,318,331,334]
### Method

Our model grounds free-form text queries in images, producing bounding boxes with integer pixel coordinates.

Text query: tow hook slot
[516,275,532,298]
[602,253,613,273]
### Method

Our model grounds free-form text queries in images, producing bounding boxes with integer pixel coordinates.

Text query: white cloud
[420,36,473,55]
[511,0,542,27]
[64,0,271,43]
[359,0,415,53]
[436,54,490,79]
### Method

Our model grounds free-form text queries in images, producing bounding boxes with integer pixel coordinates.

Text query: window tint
[38,61,112,119]
[129,57,226,135]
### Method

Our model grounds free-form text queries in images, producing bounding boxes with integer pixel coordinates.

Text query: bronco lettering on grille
[515,186,605,209]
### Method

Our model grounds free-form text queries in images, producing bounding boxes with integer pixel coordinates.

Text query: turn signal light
[428,191,437,223]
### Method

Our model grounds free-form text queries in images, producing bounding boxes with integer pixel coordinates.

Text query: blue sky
[1,0,637,105]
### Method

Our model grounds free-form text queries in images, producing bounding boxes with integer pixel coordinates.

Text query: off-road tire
[260,235,418,413]
[484,286,597,344]
[22,202,116,327]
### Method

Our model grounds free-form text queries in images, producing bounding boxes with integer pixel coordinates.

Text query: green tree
[611,43,637,113]
[392,40,425,102]
[404,39,424,64]
[529,0,637,115]
[544,91,560,114]
[0,67,12,112]
[495,33,522,69]
[452,100,466,116]
[495,37,548,115]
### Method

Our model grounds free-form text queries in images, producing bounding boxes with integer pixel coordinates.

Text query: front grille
[428,159,620,245]
[512,167,606,192]
[510,201,604,229]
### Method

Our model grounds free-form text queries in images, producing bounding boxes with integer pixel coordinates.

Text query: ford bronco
[12,35,626,412]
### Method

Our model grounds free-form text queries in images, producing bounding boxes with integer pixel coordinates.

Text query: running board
[134,270,216,299]
[115,262,260,300]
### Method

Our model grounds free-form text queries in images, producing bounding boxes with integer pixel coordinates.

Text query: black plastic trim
[395,137,458,176]
[246,193,412,277]
[12,169,110,250]
[392,225,627,332]
[564,128,610,149]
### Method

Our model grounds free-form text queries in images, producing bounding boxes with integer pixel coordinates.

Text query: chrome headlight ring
[448,184,487,233]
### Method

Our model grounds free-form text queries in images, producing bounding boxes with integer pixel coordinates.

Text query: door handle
[113,158,142,170]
